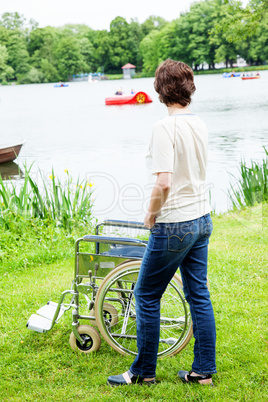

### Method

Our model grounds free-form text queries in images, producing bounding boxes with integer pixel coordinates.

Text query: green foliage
[18,67,44,84]
[139,30,161,73]
[55,36,86,80]
[214,0,268,42]
[0,205,267,400]
[0,11,26,30]
[141,15,167,36]
[0,165,94,231]
[0,2,268,83]
[108,16,138,72]
[0,44,14,82]
[40,58,59,82]
[229,147,268,209]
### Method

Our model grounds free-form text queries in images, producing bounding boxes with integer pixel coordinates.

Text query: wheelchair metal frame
[27,219,192,355]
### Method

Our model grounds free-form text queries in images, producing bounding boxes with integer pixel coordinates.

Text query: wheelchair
[27,220,193,357]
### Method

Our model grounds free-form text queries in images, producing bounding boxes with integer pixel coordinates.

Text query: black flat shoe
[178,370,214,386]
[107,370,156,387]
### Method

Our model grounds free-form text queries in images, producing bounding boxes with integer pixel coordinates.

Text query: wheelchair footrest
[27,301,65,333]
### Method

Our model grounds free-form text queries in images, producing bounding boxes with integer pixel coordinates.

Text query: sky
[0,0,249,31]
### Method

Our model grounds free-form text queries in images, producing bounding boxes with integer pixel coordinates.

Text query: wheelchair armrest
[82,235,147,247]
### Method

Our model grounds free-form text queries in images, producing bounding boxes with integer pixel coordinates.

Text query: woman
[107,59,216,387]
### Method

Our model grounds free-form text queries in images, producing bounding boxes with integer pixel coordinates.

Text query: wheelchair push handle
[82,235,147,248]
[95,219,149,234]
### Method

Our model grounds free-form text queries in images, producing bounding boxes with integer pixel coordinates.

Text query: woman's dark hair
[154,59,196,106]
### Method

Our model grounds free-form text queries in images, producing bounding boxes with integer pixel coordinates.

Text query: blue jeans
[130,214,216,378]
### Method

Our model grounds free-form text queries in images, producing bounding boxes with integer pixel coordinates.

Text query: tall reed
[228,147,268,209]
[0,165,94,230]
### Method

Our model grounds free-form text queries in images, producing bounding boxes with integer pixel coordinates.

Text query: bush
[0,165,94,231]
[18,67,44,84]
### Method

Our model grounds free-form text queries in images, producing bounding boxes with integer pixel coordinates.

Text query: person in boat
[107,59,216,387]
[131,89,135,94]
[115,87,123,95]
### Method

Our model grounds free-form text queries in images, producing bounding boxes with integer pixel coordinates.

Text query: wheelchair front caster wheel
[69,325,101,353]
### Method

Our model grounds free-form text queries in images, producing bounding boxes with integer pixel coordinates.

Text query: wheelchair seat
[101,245,146,259]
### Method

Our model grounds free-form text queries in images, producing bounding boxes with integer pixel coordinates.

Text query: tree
[6,31,31,76]
[141,16,167,37]
[247,13,268,63]
[183,0,219,69]
[128,18,143,70]
[209,0,241,67]
[55,36,85,80]
[213,0,268,42]
[78,37,94,72]
[108,17,132,72]
[0,44,14,82]
[139,30,161,72]
[40,58,59,82]
[159,17,195,68]
[92,29,111,72]
[0,12,26,30]
[19,67,44,84]
[28,26,59,64]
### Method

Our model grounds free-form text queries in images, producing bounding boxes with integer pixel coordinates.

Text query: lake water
[0,72,267,222]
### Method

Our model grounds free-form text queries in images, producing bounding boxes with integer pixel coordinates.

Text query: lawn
[0,204,267,401]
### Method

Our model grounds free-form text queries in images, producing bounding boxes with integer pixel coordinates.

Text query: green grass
[0,166,95,273]
[0,204,267,401]
[229,147,268,209]
[0,165,94,231]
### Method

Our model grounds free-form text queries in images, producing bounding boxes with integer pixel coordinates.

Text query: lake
[0,72,267,222]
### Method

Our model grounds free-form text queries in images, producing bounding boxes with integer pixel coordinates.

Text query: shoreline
[1,65,268,85]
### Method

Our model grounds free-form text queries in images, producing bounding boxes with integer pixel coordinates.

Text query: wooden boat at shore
[0,142,24,164]
[105,91,153,105]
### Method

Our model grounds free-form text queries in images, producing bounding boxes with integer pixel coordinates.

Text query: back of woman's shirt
[147,114,211,223]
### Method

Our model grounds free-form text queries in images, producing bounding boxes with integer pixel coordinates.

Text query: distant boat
[0,142,24,164]
[222,72,241,78]
[88,75,98,84]
[54,83,69,87]
[105,91,153,105]
[241,73,260,80]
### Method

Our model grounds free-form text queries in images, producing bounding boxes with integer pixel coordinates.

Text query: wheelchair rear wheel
[95,260,192,357]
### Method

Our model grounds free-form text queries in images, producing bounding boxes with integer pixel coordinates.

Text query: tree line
[0,0,267,84]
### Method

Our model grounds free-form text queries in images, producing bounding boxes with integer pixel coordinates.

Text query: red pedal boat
[241,74,260,80]
[105,91,152,105]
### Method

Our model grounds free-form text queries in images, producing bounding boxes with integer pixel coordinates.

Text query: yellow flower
[80,185,83,189]
[88,182,94,188]
[64,169,68,173]
[49,175,55,180]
